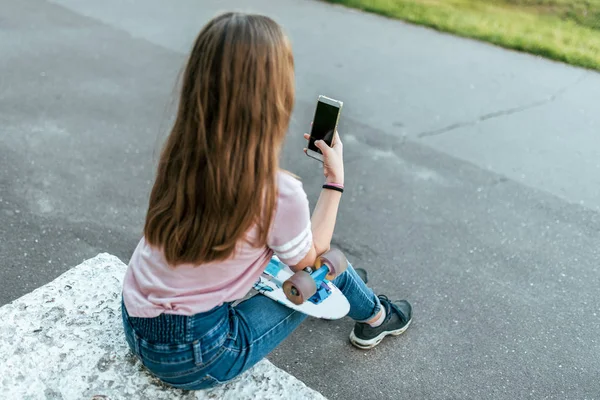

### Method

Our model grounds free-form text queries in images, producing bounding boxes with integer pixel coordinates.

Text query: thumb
[314,140,331,155]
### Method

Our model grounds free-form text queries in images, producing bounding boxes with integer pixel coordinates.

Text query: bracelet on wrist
[322,183,344,193]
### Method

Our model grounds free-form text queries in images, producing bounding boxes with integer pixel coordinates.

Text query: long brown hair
[144,12,295,265]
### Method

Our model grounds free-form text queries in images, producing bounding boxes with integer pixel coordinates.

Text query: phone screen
[308,101,340,153]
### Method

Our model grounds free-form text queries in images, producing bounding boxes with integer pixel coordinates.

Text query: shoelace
[377,295,394,323]
[378,294,390,303]
[378,294,406,323]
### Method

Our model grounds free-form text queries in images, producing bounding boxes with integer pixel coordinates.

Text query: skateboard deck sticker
[254,257,350,320]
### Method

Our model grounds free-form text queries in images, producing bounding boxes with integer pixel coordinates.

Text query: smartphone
[306,95,343,162]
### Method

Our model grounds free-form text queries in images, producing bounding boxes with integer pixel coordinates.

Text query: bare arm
[290,132,344,272]
[288,189,342,272]
[310,188,342,255]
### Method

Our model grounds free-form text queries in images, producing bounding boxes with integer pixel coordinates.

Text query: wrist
[325,176,344,186]
[322,183,344,194]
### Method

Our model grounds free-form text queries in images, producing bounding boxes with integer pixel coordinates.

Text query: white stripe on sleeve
[270,222,312,253]
[274,229,313,262]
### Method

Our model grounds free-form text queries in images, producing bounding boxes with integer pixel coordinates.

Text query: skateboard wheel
[319,248,348,280]
[283,271,317,305]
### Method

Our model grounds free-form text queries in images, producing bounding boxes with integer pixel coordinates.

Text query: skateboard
[253,249,351,320]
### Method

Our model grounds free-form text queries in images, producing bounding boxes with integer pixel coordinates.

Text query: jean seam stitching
[337,265,381,322]
[253,310,298,344]
[198,317,227,340]
[229,310,300,353]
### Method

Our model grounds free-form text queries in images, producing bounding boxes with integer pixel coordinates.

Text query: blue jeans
[122,263,381,390]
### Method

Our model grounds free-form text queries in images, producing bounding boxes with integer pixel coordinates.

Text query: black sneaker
[349,295,412,350]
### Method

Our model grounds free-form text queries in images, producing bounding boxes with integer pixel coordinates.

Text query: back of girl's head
[144,12,295,265]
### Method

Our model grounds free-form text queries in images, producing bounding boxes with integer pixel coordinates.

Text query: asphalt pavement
[1,0,599,398]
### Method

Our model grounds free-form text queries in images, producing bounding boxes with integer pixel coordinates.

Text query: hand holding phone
[309,131,344,185]
[305,95,345,184]
[306,96,343,162]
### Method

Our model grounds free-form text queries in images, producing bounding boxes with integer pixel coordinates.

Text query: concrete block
[0,253,326,400]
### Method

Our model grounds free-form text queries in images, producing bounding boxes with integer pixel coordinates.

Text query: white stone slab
[0,253,326,400]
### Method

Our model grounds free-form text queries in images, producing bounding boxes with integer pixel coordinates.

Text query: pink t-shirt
[122,172,312,318]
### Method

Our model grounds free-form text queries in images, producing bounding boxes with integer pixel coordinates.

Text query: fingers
[332,131,343,147]
[303,133,310,140]
[314,140,332,155]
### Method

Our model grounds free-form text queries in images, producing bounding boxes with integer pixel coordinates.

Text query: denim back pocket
[137,339,198,379]
[190,316,231,368]
[136,317,231,379]
[139,340,194,365]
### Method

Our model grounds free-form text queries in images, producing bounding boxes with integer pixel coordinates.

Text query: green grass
[323,0,600,71]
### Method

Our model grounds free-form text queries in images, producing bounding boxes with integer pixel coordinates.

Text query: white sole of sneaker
[349,319,412,350]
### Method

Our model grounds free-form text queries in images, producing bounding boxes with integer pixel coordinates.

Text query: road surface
[1,0,599,398]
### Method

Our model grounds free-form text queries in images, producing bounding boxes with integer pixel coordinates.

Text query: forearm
[310,188,342,255]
